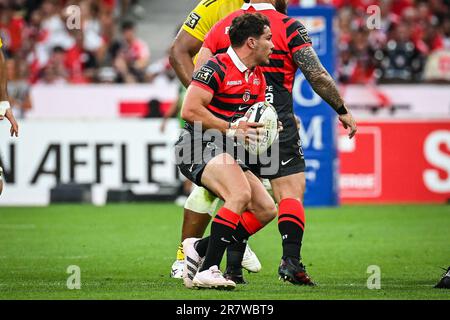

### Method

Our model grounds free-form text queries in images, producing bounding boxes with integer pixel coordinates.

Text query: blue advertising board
[288,5,339,207]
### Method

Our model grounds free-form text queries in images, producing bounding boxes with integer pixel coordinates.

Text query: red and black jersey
[190,47,266,126]
[203,3,312,141]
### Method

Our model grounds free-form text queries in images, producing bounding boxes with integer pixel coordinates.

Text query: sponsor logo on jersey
[298,139,305,157]
[242,90,251,102]
[194,66,214,84]
[185,12,201,29]
[226,80,242,86]
[297,26,311,44]
[281,158,294,166]
[220,237,231,243]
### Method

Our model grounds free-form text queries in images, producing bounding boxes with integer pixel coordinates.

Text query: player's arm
[170,0,217,88]
[294,46,357,139]
[288,20,356,138]
[194,47,214,73]
[294,47,345,115]
[0,46,8,111]
[0,48,19,137]
[181,60,230,132]
[182,85,261,142]
[181,85,229,133]
[169,30,203,88]
[294,46,356,139]
[182,61,261,138]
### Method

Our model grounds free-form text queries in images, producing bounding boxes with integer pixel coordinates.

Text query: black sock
[196,222,250,269]
[278,199,306,260]
[226,222,251,270]
[200,223,235,271]
[199,207,239,272]
[226,242,246,271]
[195,237,209,257]
[278,223,302,259]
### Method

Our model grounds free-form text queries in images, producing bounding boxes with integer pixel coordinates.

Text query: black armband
[336,105,348,115]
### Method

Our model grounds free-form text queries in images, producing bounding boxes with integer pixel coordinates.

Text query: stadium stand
[0,0,448,115]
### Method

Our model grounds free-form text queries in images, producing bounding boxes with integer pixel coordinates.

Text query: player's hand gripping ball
[244,101,279,155]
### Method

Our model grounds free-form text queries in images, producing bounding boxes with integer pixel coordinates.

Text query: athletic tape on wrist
[336,105,348,115]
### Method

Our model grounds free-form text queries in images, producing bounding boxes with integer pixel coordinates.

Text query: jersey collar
[227,46,248,73]
[241,3,276,11]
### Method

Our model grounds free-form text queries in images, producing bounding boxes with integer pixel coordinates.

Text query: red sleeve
[286,18,313,55]
[191,81,215,95]
[191,58,225,94]
[203,26,218,53]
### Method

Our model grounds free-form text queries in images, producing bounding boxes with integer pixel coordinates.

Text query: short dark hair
[229,13,270,48]
[52,46,65,54]
[121,20,135,31]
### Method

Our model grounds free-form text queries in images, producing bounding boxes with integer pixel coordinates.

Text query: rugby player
[169,0,262,279]
[0,37,18,136]
[175,13,276,289]
[193,0,357,285]
[0,37,20,195]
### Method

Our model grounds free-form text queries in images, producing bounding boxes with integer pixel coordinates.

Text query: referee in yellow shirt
[170,0,247,88]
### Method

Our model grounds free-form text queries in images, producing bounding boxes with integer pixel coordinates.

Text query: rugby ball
[244,101,279,155]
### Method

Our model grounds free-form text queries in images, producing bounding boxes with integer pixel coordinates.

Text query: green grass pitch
[0,203,449,300]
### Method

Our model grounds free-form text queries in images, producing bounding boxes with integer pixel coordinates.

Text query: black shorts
[174,128,249,187]
[246,133,305,180]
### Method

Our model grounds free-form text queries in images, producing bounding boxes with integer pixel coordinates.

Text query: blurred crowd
[0,0,156,84]
[0,0,178,116]
[0,0,449,116]
[332,0,450,84]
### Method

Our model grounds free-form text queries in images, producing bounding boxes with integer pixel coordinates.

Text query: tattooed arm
[294,47,357,139]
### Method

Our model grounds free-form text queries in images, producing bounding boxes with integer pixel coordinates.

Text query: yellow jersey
[0,37,2,48]
[182,0,244,42]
